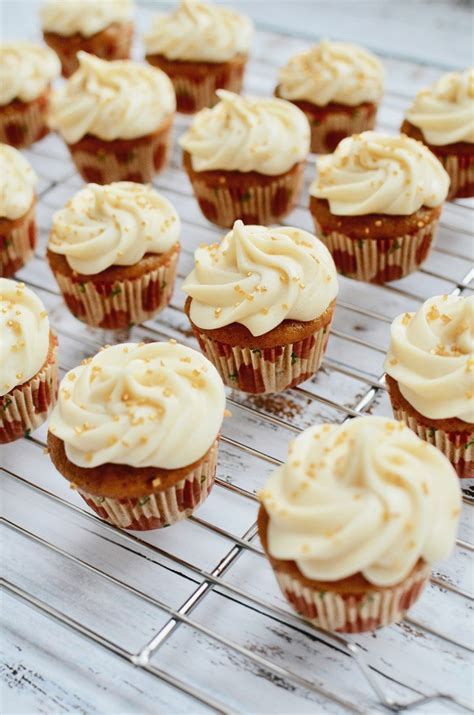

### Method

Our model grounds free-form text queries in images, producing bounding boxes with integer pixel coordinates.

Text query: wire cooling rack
[2,19,474,715]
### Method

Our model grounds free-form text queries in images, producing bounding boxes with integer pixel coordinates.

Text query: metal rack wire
[2,20,473,715]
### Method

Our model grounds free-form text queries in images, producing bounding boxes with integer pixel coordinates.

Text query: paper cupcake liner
[0,335,58,443]
[440,153,474,200]
[52,249,178,329]
[189,163,305,228]
[193,322,332,394]
[77,440,219,530]
[0,201,36,277]
[312,220,437,284]
[306,104,376,154]
[68,123,173,185]
[0,92,50,148]
[273,562,431,633]
[391,406,473,479]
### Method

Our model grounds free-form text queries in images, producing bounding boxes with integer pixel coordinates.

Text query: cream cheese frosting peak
[406,69,474,146]
[259,416,461,587]
[0,279,50,396]
[144,0,253,63]
[48,52,176,143]
[278,40,384,107]
[310,131,449,215]
[183,220,338,336]
[48,182,180,274]
[0,42,60,105]
[384,294,474,422]
[179,90,310,175]
[41,0,134,38]
[48,341,226,469]
[0,145,37,220]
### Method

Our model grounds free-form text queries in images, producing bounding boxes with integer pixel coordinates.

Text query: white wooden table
[2,3,473,714]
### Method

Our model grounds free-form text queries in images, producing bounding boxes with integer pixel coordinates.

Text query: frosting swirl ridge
[48,182,180,274]
[0,145,37,220]
[310,131,449,215]
[41,0,134,38]
[179,90,310,175]
[0,42,60,105]
[259,416,461,587]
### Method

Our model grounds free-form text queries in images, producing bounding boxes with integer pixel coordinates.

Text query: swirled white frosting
[48,51,176,143]
[49,342,226,469]
[384,295,474,422]
[48,182,180,274]
[310,131,449,215]
[179,90,310,175]
[41,0,134,38]
[0,279,51,396]
[183,221,338,336]
[0,42,60,105]
[406,68,474,146]
[0,145,37,220]
[260,416,461,587]
[278,40,384,107]
[144,0,252,63]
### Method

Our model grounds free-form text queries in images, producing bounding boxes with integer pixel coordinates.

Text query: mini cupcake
[48,52,176,184]
[144,0,253,113]
[309,132,450,283]
[48,341,226,530]
[258,416,461,633]
[276,40,384,154]
[180,90,310,227]
[0,42,60,148]
[0,145,38,277]
[0,278,59,443]
[384,294,474,478]
[41,0,134,78]
[401,68,474,199]
[47,182,180,330]
[183,220,338,393]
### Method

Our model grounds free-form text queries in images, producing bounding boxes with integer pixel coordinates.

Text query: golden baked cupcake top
[144,0,252,63]
[40,0,134,38]
[0,278,50,396]
[405,68,474,146]
[259,416,461,586]
[47,182,180,274]
[384,294,474,421]
[278,40,384,107]
[48,51,176,143]
[49,341,226,469]
[179,89,310,175]
[183,220,338,336]
[310,131,449,215]
[0,145,37,220]
[0,41,60,106]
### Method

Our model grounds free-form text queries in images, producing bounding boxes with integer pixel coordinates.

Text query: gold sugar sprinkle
[152,477,162,488]
[402,313,412,326]
[224,409,232,417]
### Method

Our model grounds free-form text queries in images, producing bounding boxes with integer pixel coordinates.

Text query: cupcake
[0,145,38,277]
[144,0,253,113]
[276,40,384,154]
[0,278,59,443]
[46,182,180,330]
[48,341,226,530]
[401,68,474,199]
[180,90,310,227]
[258,416,461,633]
[0,42,60,148]
[48,52,176,184]
[183,220,338,393]
[41,0,134,78]
[309,132,450,284]
[384,294,474,478]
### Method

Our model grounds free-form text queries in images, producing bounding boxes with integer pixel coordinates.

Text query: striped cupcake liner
[312,220,437,284]
[0,335,58,443]
[78,440,219,531]
[52,249,178,330]
[188,163,305,228]
[306,104,376,154]
[273,562,431,633]
[193,321,332,394]
[0,92,50,148]
[0,201,36,277]
[440,153,474,200]
[392,406,473,479]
